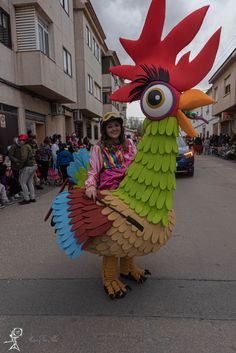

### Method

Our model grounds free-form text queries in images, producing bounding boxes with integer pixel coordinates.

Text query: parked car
[176,135,194,176]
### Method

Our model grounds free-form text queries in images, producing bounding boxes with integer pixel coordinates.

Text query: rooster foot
[104,280,131,299]
[120,257,151,284]
[102,256,131,299]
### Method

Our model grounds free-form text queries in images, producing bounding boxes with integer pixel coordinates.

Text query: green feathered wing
[113,117,179,227]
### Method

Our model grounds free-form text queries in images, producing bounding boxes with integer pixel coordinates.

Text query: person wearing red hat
[18,134,37,204]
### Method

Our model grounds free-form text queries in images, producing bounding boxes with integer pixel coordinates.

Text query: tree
[126,117,144,135]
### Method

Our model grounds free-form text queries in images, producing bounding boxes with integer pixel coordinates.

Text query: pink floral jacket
[85,139,136,191]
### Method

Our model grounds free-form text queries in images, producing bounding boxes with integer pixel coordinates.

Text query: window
[63,48,72,76]
[93,37,96,54]
[0,8,11,48]
[94,125,98,140]
[88,74,93,94]
[37,18,49,56]
[60,0,69,14]
[102,57,110,74]
[92,36,100,61]
[86,121,92,139]
[95,43,100,61]
[94,83,101,101]
[214,87,218,102]
[86,25,92,48]
[224,75,231,95]
[103,92,110,104]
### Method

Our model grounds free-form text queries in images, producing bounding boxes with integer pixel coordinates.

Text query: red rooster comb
[110,0,221,102]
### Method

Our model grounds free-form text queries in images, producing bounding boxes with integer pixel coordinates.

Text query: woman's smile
[106,121,122,141]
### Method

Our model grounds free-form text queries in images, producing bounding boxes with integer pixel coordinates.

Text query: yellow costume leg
[102,256,130,299]
[120,257,151,283]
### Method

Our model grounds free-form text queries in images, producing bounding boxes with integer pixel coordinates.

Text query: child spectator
[0,182,14,208]
[0,154,14,208]
[56,143,74,181]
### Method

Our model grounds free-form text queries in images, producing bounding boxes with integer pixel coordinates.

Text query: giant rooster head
[109,0,221,137]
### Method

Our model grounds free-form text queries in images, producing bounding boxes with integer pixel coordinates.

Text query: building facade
[0,0,77,152]
[209,49,236,137]
[0,0,127,152]
[73,0,105,146]
[192,88,220,138]
[102,50,127,121]
[72,0,126,146]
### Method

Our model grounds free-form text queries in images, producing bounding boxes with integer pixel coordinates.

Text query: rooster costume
[51,0,221,298]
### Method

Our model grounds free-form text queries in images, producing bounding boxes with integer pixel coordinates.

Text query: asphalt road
[0,155,236,353]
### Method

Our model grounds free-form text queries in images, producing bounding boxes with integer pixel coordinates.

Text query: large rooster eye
[140,82,178,120]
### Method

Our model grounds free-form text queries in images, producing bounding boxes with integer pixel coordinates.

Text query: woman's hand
[85,185,97,202]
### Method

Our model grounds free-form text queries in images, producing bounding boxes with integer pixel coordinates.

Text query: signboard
[0,114,6,128]
[222,111,232,121]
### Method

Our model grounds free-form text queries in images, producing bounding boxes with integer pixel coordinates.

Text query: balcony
[16,50,76,103]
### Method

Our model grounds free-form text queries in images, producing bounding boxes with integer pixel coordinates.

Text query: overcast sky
[90,0,236,118]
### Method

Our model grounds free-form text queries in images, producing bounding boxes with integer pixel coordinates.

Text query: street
[0,155,236,353]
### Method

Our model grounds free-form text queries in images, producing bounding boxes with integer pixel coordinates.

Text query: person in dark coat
[56,144,74,181]
[8,137,22,199]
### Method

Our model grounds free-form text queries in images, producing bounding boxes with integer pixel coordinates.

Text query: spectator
[68,132,79,152]
[18,134,37,205]
[56,143,74,181]
[27,136,44,190]
[0,153,7,188]
[83,136,91,151]
[193,136,203,155]
[51,137,59,170]
[8,137,22,199]
[0,182,13,208]
[203,137,210,155]
[37,137,52,184]
[0,154,14,207]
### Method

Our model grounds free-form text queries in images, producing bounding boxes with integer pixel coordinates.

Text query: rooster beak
[177,89,214,137]
[179,89,214,110]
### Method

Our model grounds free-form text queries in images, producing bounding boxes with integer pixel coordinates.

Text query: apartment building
[0,0,76,152]
[73,0,105,145]
[192,87,220,138]
[73,0,127,145]
[209,49,236,137]
[102,50,127,121]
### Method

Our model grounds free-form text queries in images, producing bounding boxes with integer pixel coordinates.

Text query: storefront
[0,103,18,154]
[25,110,46,143]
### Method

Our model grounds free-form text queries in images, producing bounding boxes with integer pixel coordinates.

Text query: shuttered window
[15,7,37,51]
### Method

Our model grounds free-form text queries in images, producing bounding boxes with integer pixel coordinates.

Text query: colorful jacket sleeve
[85,144,103,189]
[124,139,137,166]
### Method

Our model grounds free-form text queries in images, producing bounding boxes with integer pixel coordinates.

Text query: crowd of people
[0,131,91,209]
[187,133,236,159]
[1,126,236,210]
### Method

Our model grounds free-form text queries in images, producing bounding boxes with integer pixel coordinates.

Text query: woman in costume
[85,112,136,201]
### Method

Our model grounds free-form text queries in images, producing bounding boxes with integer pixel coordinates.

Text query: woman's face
[106,121,121,141]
